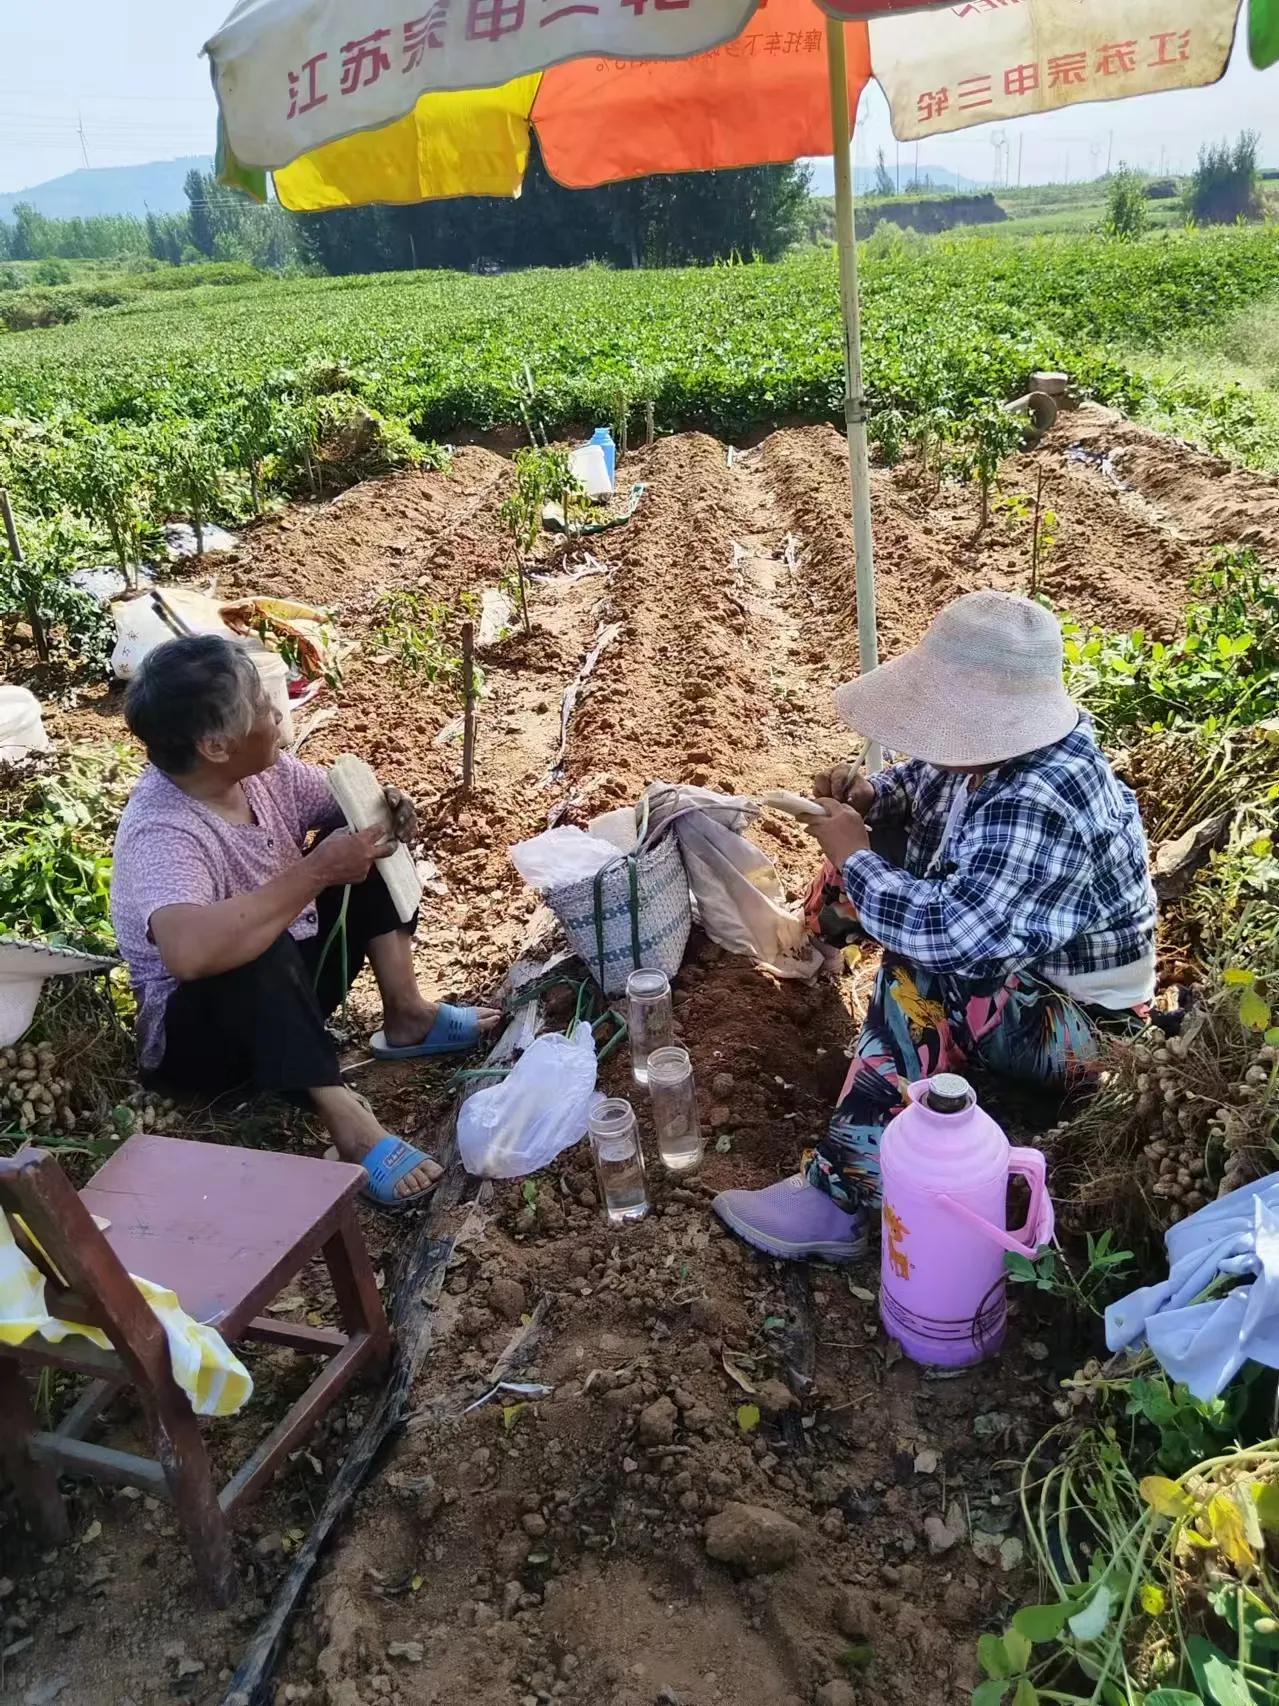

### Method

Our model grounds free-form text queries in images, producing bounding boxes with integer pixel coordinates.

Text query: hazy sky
[1,0,1275,196]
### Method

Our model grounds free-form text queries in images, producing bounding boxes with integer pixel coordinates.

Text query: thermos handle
[1006,1146,1053,1251]
[936,1148,1053,1257]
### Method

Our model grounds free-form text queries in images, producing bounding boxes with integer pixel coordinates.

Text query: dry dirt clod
[637,1394,679,1446]
[832,1588,873,1641]
[488,1277,528,1322]
[923,1515,959,1555]
[814,1683,857,1706]
[755,1378,797,1419]
[703,1502,801,1574]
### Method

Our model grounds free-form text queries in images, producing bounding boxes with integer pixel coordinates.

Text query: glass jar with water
[626,968,674,1086]
[587,1098,650,1225]
[646,1045,703,1173]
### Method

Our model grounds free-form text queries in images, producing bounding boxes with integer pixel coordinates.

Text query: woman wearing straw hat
[713,591,1157,1263]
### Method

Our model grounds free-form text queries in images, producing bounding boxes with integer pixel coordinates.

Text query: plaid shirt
[841,720,1155,983]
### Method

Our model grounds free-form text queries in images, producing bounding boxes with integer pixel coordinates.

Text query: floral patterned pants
[801,862,1139,1211]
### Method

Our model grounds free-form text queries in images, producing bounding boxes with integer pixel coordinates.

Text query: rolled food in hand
[761,789,830,821]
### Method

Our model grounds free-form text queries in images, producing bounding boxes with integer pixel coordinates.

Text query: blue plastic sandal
[369,1004,483,1060]
[360,1135,439,1212]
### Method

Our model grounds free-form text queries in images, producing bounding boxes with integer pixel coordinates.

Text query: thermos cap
[926,1073,973,1114]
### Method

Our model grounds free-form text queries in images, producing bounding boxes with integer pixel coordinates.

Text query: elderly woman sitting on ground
[714,591,1158,1264]
[110,635,497,1210]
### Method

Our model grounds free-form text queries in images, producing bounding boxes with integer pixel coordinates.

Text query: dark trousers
[148,876,414,1102]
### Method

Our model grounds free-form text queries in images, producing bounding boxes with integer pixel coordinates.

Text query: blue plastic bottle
[590,426,616,486]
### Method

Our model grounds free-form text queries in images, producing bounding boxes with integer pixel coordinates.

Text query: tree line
[0,157,811,277]
[0,129,1265,280]
[295,146,810,272]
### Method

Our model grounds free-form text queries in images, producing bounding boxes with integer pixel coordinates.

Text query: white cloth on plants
[457,1023,600,1178]
[642,782,822,981]
[1105,1173,1279,1401]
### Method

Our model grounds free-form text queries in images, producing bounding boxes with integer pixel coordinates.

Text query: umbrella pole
[824,18,881,772]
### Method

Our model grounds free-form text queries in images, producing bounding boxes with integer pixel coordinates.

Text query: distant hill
[805,158,982,197]
[0,156,214,222]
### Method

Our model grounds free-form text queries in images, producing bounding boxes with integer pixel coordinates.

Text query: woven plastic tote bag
[546,803,691,996]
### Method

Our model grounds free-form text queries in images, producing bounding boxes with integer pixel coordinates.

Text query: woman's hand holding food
[812,761,874,816]
[308,827,394,886]
[803,799,871,867]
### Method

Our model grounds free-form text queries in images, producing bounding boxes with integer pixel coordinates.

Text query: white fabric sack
[510,827,622,893]
[587,807,640,854]
[457,1025,599,1179]
[644,783,822,981]
[0,687,49,764]
[110,589,233,680]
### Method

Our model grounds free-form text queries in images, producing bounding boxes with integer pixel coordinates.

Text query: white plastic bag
[457,1025,599,1178]
[510,827,621,892]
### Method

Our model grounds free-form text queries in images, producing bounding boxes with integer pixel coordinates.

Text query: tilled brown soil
[6,407,1277,1706]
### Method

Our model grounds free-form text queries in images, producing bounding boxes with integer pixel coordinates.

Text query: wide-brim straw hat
[833,591,1080,767]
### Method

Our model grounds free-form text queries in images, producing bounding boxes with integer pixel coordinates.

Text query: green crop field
[2,224,1279,602]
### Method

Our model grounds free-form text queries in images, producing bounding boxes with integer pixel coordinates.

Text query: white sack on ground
[643,782,822,981]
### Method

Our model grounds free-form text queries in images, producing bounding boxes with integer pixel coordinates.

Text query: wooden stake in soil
[1030,463,1046,598]
[510,549,531,635]
[645,401,655,449]
[461,620,476,795]
[0,487,48,664]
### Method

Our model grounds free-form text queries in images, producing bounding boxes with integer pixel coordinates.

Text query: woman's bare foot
[309,1084,441,1199]
[381,999,502,1050]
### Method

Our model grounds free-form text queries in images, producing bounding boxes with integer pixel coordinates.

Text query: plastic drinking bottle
[626,969,673,1086]
[587,1099,649,1225]
[878,1073,1054,1368]
[589,426,617,485]
[647,1045,703,1172]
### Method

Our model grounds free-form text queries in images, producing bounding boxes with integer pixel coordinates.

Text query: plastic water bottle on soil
[590,426,616,486]
[647,1045,704,1173]
[588,1098,650,1225]
[626,969,674,1086]
[568,428,615,499]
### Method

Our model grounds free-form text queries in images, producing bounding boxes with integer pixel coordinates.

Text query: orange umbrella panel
[535,0,870,187]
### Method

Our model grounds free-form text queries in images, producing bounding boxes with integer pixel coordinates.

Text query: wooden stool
[0,1136,391,1604]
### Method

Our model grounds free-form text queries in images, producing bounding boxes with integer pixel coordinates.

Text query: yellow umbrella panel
[272,0,870,208]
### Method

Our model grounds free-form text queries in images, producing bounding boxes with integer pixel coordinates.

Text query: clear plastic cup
[587,1098,650,1225]
[626,968,674,1087]
[647,1045,703,1173]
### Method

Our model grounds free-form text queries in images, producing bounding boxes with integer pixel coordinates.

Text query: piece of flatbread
[327,754,423,924]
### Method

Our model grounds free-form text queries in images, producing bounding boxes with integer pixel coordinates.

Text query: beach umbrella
[205,0,1251,705]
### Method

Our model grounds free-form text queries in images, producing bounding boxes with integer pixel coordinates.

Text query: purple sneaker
[712,1174,868,1263]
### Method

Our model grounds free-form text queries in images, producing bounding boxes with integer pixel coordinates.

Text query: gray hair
[124,635,262,774]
